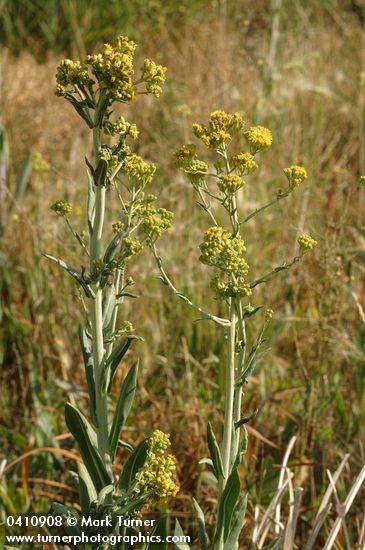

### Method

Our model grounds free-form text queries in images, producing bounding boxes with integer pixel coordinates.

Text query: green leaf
[65,403,111,492]
[94,157,108,187]
[109,362,139,461]
[118,438,149,492]
[86,165,95,233]
[103,230,125,265]
[44,254,92,298]
[174,519,191,550]
[78,462,97,514]
[207,422,224,480]
[78,326,96,424]
[102,336,136,394]
[242,305,263,319]
[214,469,241,544]
[192,498,208,550]
[225,494,248,549]
[233,426,248,469]
[235,409,258,429]
[102,283,116,330]
[52,503,81,537]
[145,516,169,549]
[14,150,32,203]
[65,93,94,128]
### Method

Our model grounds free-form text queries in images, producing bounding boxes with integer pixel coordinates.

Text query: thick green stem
[233,301,246,456]
[216,299,237,550]
[89,115,112,477]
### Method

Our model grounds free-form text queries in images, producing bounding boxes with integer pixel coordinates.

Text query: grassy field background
[1,0,365,547]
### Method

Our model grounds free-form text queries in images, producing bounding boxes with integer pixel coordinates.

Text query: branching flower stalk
[48,37,178,547]
[154,111,317,549]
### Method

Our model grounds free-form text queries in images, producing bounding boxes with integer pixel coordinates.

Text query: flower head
[123,237,143,256]
[217,174,245,195]
[192,111,244,149]
[142,59,167,97]
[245,126,272,152]
[284,165,307,188]
[122,154,156,185]
[142,209,173,243]
[174,144,198,169]
[55,59,92,94]
[232,151,258,174]
[199,226,249,277]
[298,233,317,252]
[86,37,137,102]
[133,430,179,502]
[50,200,72,217]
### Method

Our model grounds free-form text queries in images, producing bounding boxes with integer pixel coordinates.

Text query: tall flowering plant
[48,37,178,542]
[154,111,316,548]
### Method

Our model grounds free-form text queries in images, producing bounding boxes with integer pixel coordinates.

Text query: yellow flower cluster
[186,159,209,186]
[298,233,317,252]
[50,200,72,217]
[55,59,92,96]
[142,59,167,97]
[217,174,245,195]
[134,430,179,501]
[123,237,143,257]
[284,165,307,188]
[86,36,137,102]
[193,110,244,149]
[245,126,272,152]
[359,175,365,187]
[232,151,258,175]
[149,429,171,454]
[32,152,50,173]
[112,221,124,234]
[142,208,174,242]
[122,154,156,185]
[199,227,249,276]
[108,116,139,139]
[173,143,198,168]
[210,274,252,299]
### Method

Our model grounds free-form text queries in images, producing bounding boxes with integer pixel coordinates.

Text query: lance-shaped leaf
[207,422,224,480]
[65,403,111,492]
[102,336,138,394]
[214,469,241,544]
[192,498,209,550]
[14,150,32,203]
[78,462,97,514]
[93,157,108,187]
[52,503,81,537]
[44,254,92,298]
[225,494,248,549]
[65,93,94,128]
[86,165,96,232]
[102,283,116,330]
[174,519,191,549]
[235,409,258,429]
[233,426,248,469]
[78,327,96,424]
[118,438,149,492]
[103,230,125,265]
[145,516,169,550]
[109,362,139,461]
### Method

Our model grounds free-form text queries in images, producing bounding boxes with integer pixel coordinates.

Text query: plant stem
[89,111,112,477]
[216,299,237,550]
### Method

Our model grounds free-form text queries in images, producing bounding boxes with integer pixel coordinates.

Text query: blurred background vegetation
[1,0,365,547]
